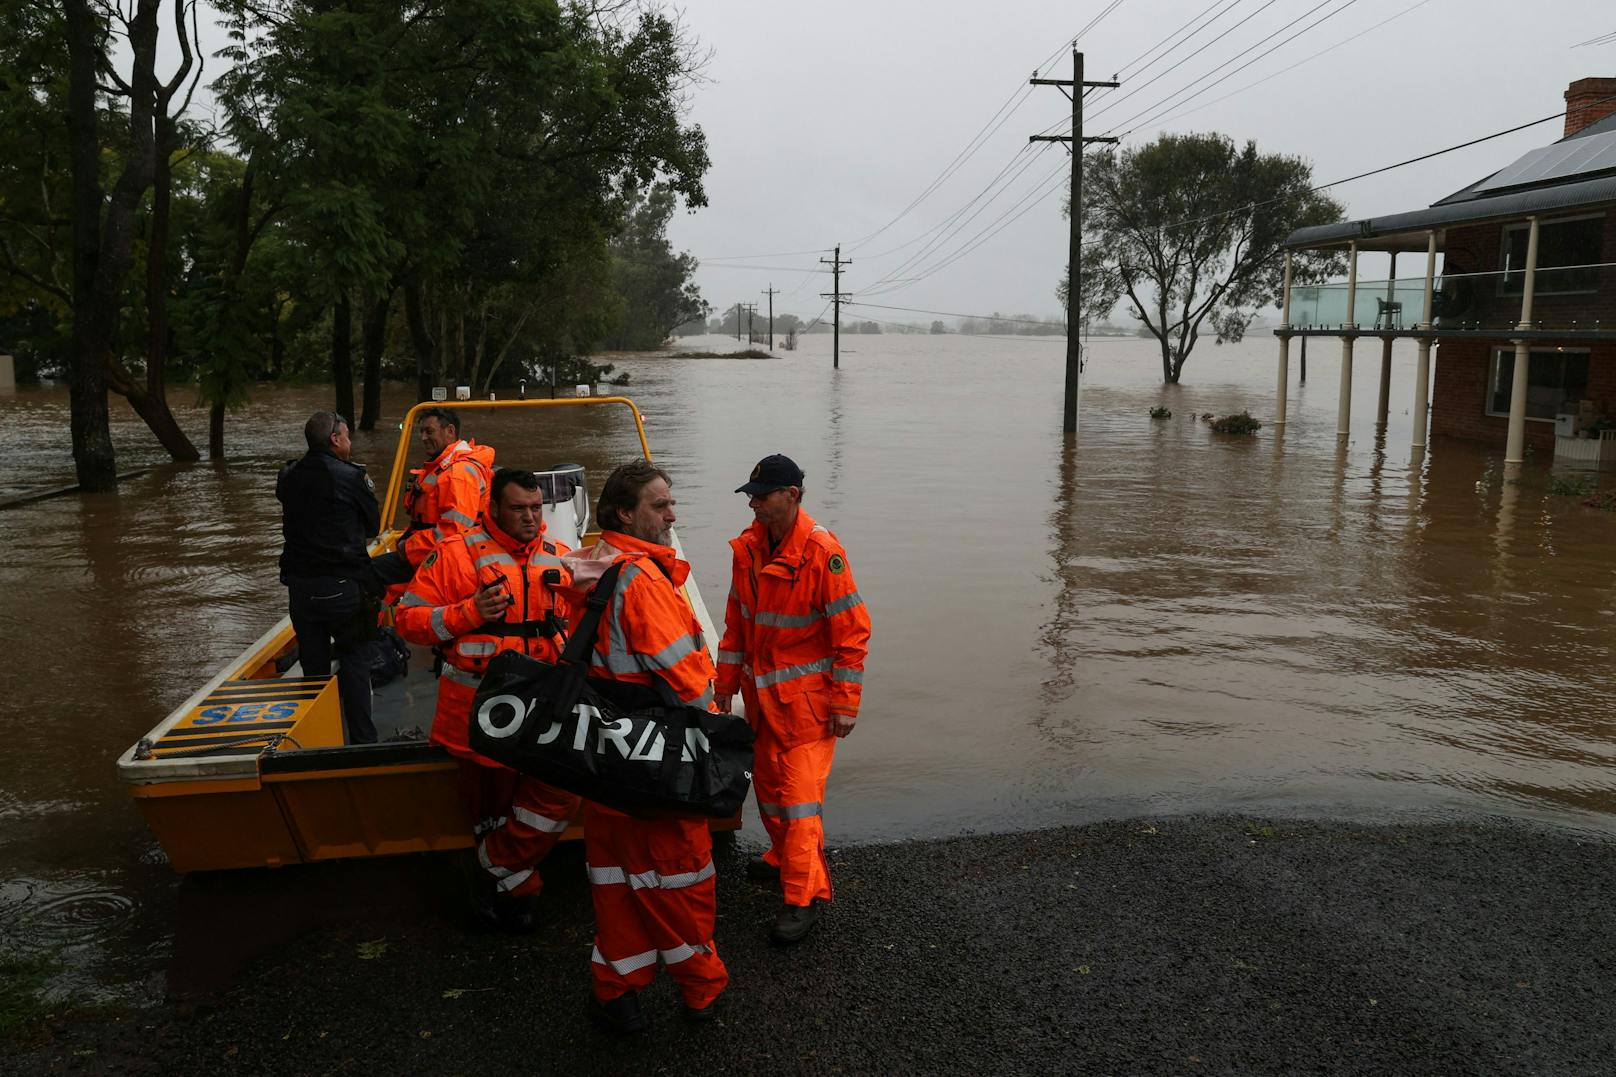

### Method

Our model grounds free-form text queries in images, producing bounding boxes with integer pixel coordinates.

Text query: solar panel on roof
[1475,128,1616,193]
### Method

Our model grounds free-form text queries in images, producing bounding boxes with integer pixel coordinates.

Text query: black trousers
[286,575,378,744]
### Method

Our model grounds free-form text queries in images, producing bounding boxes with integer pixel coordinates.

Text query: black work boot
[472,886,540,935]
[683,995,720,1024]
[769,900,822,946]
[589,991,646,1036]
[744,854,781,885]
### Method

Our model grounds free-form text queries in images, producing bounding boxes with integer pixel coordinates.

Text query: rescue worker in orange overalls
[715,454,870,946]
[395,468,581,931]
[372,406,496,587]
[559,459,728,1034]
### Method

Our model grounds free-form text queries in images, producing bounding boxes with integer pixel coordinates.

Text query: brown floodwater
[3,331,1614,1001]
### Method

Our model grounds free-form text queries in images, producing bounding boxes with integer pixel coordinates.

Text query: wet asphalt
[7,813,1616,1075]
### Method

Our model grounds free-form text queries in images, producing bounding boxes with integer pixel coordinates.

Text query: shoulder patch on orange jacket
[828,553,846,574]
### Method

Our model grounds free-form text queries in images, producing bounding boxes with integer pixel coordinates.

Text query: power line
[694,247,831,260]
[858,153,1068,297]
[844,0,1131,253]
[858,145,1059,294]
[1150,101,1609,237]
[1113,0,1240,80]
[842,0,1281,285]
[859,156,1075,298]
[701,263,831,273]
[1082,0,1263,126]
[846,301,1064,327]
[1134,0,1438,132]
[1094,0,1357,137]
[1571,28,1616,47]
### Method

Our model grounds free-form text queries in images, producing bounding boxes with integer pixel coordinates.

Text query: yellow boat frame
[119,395,734,873]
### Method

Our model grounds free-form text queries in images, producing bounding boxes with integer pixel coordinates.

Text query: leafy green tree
[217,0,708,406]
[2,0,205,480]
[1065,132,1344,384]
[600,184,707,350]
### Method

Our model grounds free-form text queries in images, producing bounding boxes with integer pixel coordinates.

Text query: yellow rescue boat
[118,396,734,872]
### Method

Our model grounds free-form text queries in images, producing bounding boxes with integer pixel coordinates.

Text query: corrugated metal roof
[1283,173,1616,250]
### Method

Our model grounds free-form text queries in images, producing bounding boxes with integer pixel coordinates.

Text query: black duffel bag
[467,561,754,819]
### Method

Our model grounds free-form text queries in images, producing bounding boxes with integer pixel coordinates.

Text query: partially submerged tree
[1066,132,1344,384]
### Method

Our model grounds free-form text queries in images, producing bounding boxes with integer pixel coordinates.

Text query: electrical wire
[846,301,1065,328]
[858,156,1075,298]
[1134,0,1438,132]
[1079,0,1264,126]
[1151,104,1603,237]
[1114,0,1240,81]
[693,247,831,260]
[844,0,1130,253]
[858,145,1060,294]
[700,263,831,273]
[857,149,1067,297]
[1091,0,1355,135]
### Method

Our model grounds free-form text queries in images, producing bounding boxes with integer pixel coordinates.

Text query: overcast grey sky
[662,0,1616,326]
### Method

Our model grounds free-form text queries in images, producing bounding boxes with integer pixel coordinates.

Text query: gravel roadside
[6,814,1614,1075]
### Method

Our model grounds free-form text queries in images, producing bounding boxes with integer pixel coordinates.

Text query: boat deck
[305,640,443,744]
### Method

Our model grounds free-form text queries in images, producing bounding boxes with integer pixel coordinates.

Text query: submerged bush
[1582,490,1616,511]
[1208,410,1262,435]
[1547,472,1596,497]
[1149,406,1172,419]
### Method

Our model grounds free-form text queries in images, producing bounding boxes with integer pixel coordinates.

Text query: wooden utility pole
[1032,50,1118,433]
[820,245,852,369]
[763,284,779,349]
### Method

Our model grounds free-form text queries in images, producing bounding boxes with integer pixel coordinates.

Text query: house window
[1487,347,1591,421]
[1498,215,1604,295]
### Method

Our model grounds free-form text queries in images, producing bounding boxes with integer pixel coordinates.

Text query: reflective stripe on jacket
[715,510,869,731]
[559,531,717,712]
[401,439,496,565]
[395,515,571,760]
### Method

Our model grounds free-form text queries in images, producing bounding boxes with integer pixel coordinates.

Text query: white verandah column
[1504,216,1541,466]
[1413,231,1437,450]
[1337,241,1359,438]
[1377,252,1397,427]
[1276,250,1293,428]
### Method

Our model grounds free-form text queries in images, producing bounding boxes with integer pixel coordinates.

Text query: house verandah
[1273,79,1616,464]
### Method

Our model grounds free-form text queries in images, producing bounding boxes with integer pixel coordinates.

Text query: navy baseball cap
[736,454,804,496]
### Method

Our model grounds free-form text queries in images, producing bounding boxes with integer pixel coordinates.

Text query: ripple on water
[0,876,138,947]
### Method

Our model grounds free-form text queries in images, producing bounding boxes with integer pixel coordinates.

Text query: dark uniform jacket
[277,449,380,582]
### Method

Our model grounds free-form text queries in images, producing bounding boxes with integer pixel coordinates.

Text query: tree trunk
[62,0,117,490]
[103,361,200,460]
[404,281,437,401]
[359,292,391,430]
[209,399,225,459]
[135,117,201,462]
[332,291,355,425]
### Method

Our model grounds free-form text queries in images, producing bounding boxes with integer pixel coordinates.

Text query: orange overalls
[395,515,580,898]
[400,439,496,567]
[716,510,870,907]
[561,531,728,1011]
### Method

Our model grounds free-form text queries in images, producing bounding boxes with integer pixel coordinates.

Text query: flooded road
[3,331,1614,1001]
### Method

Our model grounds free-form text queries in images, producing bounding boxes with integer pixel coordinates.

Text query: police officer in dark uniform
[277,411,381,743]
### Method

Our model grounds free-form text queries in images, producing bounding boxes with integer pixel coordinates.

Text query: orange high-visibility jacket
[716,510,869,745]
[560,531,717,710]
[396,515,570,761]
[400,439,496,566]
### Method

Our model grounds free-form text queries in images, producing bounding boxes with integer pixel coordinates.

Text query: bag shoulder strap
[560,560,627,667]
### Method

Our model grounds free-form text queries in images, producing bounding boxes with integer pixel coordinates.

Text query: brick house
[1275,77,1616,461]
